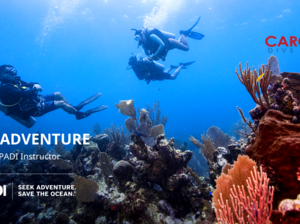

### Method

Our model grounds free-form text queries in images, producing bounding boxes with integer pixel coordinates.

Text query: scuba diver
[0,65,108,127]
[127,55,195,84]
[132,17,204,61]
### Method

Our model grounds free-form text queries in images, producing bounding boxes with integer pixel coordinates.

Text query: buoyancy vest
[142,28,171,61]
[132,58,163,84]
[0,83,38,120]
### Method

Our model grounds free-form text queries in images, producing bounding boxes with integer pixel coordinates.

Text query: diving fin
[76,105,108,120]
[74,93,102,111]
[185,31,204,40]
[170,65,187,70]
[179,61,196,66]
[180,17,204,40]
[170,61,195,70]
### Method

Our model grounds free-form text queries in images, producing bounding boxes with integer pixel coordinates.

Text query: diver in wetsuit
[132,17,204,61]
[128,56,195,84]
[0,65,108,122]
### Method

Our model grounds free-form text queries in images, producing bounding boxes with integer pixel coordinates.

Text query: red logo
[265,36,298,53]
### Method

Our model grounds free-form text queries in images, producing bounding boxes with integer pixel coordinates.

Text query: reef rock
[281,72,300,101]
[113,160,134,184]
[91,134,110,152]
[246,109,300,206]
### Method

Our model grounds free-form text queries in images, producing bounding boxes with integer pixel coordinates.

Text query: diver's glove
[33,84,43,92]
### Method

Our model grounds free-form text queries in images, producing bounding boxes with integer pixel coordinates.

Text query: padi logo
[265,36,299,53]
[0,185,7,196]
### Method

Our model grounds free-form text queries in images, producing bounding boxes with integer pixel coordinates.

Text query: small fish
[256,73,265,82]
[208,191,211,196]
[158,88,161,90]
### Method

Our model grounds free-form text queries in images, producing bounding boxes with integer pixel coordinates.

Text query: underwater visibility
[0,0,300,223]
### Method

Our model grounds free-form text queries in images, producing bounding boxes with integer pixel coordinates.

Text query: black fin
[74,93,102,111]
[180,17,204,40]
[179,61,196,66]
[76,105,108,120]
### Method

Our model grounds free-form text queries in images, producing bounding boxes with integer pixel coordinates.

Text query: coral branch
[236,58,272,110]
[189,135,215,164]
[215,193,235,224]
[230,166,274,224]
[236,106,256,133]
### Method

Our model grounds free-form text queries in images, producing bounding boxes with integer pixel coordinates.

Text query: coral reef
[116,100,165,147]
[118,133,213,220]
[231,56,300,223]
[144,100,168,127]
[104,124,130,160]
[190,127,233,187]
[112,100,214,222]
[0,98,216,223]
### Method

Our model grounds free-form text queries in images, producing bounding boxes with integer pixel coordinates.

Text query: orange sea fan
[212,155,274,224]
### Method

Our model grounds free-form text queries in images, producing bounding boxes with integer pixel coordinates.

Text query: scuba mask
[0,66,18,82]
[134,35,142,42]
[131,29,144,46]
[126,55,138,70]
[2,66,17,76]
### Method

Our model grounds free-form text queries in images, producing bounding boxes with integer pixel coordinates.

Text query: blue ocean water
[0,0,299,151]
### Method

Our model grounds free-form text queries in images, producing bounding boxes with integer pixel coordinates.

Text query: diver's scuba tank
[153,61,165,71]
[160,30,175,40]
[0,102,36,128]
[0,81,37,128]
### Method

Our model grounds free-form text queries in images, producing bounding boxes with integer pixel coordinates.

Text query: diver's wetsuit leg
[54,101,77,114]
[169,65,184,80]
[168,34,189,51]
[164,68,172,73]
[54,92,71,104]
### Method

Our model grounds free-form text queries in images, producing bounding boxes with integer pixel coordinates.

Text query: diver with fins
[0,65,108,128]
[127,55,195,84]
[132,17,204,61]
